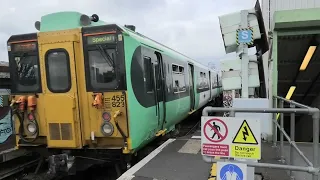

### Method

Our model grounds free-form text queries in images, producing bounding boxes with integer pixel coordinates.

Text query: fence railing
[202,96,320,180]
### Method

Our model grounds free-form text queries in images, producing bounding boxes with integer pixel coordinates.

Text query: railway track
[0,152,40,180]
[2,111,205,180]
[174,111,202,138]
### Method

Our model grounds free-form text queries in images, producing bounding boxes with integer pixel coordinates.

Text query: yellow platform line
[208,156,220,180]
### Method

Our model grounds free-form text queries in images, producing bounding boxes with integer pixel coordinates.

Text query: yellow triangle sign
[232,120,258,145]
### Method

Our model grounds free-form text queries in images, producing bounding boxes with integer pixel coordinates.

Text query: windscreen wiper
[96,45,114,68]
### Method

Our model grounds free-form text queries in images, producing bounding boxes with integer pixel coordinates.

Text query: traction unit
[7,12,223,175]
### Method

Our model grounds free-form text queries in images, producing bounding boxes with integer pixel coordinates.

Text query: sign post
[211,1,269,179]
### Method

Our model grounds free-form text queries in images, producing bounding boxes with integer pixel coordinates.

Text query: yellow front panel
[38,30,82,148]
[86,91,129,146]
[13,94,47,137]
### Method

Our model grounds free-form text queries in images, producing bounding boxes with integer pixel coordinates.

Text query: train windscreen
[8,41,41,93]
[83,32,121,91]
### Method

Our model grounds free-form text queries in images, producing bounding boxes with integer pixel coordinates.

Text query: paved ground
[282,142,320,180]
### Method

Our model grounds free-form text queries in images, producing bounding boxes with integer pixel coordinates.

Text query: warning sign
[231,145,260,159]
[201,116,261,160]
[202,118,229,156]
[232,120,258,145]
[203,118,228,143]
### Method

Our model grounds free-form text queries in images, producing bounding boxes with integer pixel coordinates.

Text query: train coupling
[47,154,76,175]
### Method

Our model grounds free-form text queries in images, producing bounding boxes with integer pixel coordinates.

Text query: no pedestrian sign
[201,116,261,160]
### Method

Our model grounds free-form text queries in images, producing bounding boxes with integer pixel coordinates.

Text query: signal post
[201,1,269,180]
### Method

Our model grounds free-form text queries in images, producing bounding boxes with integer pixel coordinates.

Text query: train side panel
[125,38,159,150]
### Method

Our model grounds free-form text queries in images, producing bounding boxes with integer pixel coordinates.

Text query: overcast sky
[0,0,259,67]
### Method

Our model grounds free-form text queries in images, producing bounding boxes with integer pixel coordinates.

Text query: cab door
[41,42,82,148]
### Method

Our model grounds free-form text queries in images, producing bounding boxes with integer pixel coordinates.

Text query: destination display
[11,42,37,52]
[87,34,116,45]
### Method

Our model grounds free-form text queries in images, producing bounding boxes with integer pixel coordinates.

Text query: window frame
[44,48,72,93]
[9,48,42,94]
[143,56,155,93]
[198,71,210,90]
[83,43,119,92]
[171,63,186,94]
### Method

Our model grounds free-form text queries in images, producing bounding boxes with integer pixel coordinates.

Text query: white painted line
[117,138,176,180]
[191,135,201,139]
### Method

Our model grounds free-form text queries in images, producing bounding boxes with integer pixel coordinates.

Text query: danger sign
[201,116,261,160]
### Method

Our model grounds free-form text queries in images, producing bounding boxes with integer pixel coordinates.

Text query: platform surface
[119,136,210,180]
[282,142,320,180]
[117,129,297,180]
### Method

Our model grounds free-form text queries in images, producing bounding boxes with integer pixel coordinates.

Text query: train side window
[45,49,71,93]
[203,72,209,88]
[212,74,216,89]
[199,72,204,89]
[172,64,186,93]
[144,56,154,92]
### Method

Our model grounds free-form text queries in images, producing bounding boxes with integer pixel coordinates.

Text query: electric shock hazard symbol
[232,120,258,145]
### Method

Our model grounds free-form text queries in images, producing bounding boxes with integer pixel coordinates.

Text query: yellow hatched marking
[208,156,220,180]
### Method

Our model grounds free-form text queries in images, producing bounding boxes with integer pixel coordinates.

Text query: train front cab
[35,27,129,150]
[9,26,131,171]
[7,33,48,147]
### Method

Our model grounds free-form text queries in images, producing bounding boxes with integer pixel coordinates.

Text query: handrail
[202,96,320,180]
[274,95,311,109]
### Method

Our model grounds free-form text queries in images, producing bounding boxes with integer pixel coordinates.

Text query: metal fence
[202,95,320,180]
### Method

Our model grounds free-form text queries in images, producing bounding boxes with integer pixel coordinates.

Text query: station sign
[201,116,261,160]
[236,27,254,45]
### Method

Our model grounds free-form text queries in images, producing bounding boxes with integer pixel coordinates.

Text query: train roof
[21,11,217,72]
[119,26,212,71]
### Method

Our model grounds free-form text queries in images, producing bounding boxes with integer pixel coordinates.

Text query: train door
[153,52,166,131]
[40,41,82,148]
[188,64,195,111]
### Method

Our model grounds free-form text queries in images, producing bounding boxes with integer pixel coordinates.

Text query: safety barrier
[202,96,320,180]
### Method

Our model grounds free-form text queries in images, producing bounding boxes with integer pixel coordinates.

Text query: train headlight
[101,122,114,136]
[27,122,37,135]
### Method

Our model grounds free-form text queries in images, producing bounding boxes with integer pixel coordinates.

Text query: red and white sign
[201,117,229,156]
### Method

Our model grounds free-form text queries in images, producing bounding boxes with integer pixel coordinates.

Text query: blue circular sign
[220,163,243,180]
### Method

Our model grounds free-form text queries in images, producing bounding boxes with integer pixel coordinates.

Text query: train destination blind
[87,34,116,45]
[11,42,37,52]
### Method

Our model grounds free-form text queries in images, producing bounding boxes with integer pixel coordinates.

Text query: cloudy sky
[0,0,259,67]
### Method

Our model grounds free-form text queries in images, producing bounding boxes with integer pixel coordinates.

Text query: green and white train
[7,12,223,174]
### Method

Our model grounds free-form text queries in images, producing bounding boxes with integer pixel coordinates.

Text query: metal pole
[272,119,313,166]
[239,10,249,98]
[312,111,319,180]
[274,96,311,109]
[202,155,318,173]
[202,107,315,116]
[290,104,295,179]
[273,97,277,147]
[280,100,285,163]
